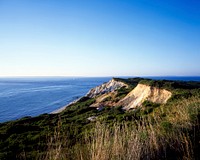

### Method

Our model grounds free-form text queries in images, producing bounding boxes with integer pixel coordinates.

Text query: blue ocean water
[0,76,199,123]
[0,77,111,122]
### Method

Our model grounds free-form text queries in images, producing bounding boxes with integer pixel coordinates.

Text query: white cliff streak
[86,79,128,98]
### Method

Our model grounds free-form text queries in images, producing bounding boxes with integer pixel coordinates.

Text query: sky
[0,0,200,77]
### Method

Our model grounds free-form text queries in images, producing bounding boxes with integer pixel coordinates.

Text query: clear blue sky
[0,0,200,77]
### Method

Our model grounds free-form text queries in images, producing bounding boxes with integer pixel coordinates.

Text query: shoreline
[50,97,82,114]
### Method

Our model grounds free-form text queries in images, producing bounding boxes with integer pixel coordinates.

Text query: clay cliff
[118,84,172,110]
[85,78,172,110]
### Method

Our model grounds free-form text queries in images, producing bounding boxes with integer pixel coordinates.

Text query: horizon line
[0,75,200,78]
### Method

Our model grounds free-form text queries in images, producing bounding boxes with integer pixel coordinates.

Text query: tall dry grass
[85,96,199,160]
[42,118,69,160]
[44,96,200,160]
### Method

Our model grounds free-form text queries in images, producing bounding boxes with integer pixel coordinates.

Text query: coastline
[50,97,82,114]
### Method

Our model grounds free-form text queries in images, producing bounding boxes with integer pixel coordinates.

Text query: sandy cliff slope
[118,84,172,110]
[53,79,172,113]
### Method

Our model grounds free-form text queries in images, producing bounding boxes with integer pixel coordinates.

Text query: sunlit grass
[44,96,199,160]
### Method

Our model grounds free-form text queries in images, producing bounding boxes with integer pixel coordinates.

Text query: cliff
[87,80,172,111]
[118,84,172,110]
[86,78,128,98]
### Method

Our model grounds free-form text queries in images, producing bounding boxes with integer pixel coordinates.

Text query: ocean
[0,76,199,123]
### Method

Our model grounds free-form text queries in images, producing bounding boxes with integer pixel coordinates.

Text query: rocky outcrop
[86,78,128,98]
[87,116,97,122]
[118,84,172,110]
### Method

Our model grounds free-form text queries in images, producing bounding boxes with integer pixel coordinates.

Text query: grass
[42,96,200,160]
[0,97,200,160]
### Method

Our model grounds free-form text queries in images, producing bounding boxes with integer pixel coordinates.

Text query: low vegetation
[0,78,200,159]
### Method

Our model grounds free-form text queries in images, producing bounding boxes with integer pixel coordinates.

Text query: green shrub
[161,121,173,132]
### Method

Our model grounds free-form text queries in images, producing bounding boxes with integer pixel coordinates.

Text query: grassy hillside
[0,78,200,159]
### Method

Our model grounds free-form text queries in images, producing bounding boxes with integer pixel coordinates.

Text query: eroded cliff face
[118,84,172,110]
[86,78,128,98]
[90,92,117,108]
[53,79,172,114]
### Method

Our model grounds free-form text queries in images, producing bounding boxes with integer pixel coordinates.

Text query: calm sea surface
[0,76,199,123]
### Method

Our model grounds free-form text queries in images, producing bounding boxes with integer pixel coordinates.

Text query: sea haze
[0,76,199,123]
